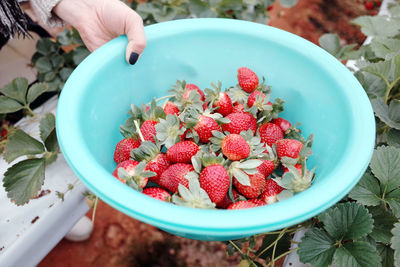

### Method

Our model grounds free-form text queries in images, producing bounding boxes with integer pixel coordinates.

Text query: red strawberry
[222,112,257,134]
[142,187,171,202]
[158,163,194,193]
[112,160,139,184]
[260,179,284,204]
[183,83,205,101]
[216,189,240,209]
[283,164,303,176]
[227,199,265,209]
[267,5,273,11]
[271,118,291,132]
[112,160,151,189]
[193,115,222,143]
[113,137,141,163]
[248,91,265,108]
[212,92,233,116]
[130,142,171,184]
[258,122,284,147]
[140,120,158,143]
[167,141,199,163]
[164,101,179,115]
[199,164,230,203]
[203,102,209,111]
[237,67,259,93]
[365,1,373,10]
[233,172,266,199]
[146,153,171,183]
[257,160,275,178]
[232,103,245,113]
[375,0,381,7]
[221,134,250,161]
[276,139,303,159]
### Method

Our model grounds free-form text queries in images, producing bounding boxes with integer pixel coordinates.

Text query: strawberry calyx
[131,141,161,162]
[227,159,263,186]
[240,130,267,158]
[172,174,216,209]
[142,98,166,122]
[257,98,285,125]
[117,161,156,192]
[169,80,204,112]
[155,114,186,149]
[227,85,249,105]
[274,161,316,193]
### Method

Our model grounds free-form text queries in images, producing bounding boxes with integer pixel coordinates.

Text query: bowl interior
[57,18,374,240]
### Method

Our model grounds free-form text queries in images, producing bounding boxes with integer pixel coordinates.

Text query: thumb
[124,11,146,65]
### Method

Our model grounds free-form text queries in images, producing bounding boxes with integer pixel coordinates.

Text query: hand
[53,0,146,65]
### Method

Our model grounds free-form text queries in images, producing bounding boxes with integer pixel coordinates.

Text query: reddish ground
[39,0,378,266]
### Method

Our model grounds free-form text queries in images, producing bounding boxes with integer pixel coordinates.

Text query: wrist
[53,0,95,28]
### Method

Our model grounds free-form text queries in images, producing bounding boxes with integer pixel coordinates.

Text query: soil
[37,0,379,266]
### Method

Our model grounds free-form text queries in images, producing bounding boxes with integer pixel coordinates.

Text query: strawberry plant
[224,2,400,266]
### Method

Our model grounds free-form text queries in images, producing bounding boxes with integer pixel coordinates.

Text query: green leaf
[370,38,400,59]
[72,47,90,65]
[188,0,218,17]
[352,16,400,38]
[44,71,56,82]
[2,158,46,205]
[4,130,45,163]
[39,113,55,142]
[387,129,400,148]
[319,34,340,56]
[355,71,387,98]
[298,228,336,267]
[238,159,262,169]
[39,113,59,152]
[370,146,400,192]
[371,98,400,130]
[0,77,28,104]
[59,67,73,81]
[386,189,400,218]
[348,172,381,206]
[376,243,394,267]
[318,202,373,240]
[368,206,397,244]
[232,169,251,186]
[279,0,297,7]
[27,83,48,104]
[332,241,381,267]
[35,57,52,73]
[391,222,400,267]
[51,55,64,69]
[0,96,24,114]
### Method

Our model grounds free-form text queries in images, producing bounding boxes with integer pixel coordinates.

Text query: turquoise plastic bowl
[56,18,375,241]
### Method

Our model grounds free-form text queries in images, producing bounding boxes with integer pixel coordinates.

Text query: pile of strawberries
[112,67,315,210]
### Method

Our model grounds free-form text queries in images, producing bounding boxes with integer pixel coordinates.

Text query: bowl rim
[56,18,375,238]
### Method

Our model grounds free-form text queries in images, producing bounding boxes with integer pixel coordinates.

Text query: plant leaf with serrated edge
[370,146,400,192]
[0,96,24,114]
[0,77,28,104]
[27,83,48,103]
[319,34,340,56]
[332,241,381,267]
[391,222,400,267]
[387,129,400,148]
[368,206,397,244]
[371,98,400,130]
[318,202,373,240]
[352,16,400,38]
[348,172,381,206]
[4,130,45,163]
[376,243,394,267]
[386,189,400,218]
[3,158,46,205]
[298,228,336,267]
[39,113,55,142]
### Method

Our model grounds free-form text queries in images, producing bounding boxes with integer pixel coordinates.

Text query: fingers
[99,0,146,65]
[124,12,146,65]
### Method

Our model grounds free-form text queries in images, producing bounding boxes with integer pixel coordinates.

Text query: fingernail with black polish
[129,52,139,65]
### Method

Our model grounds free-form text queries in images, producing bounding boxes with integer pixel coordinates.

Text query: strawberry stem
[146,95,174,105]
[91,195,99,224]
[134,120,145,142]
